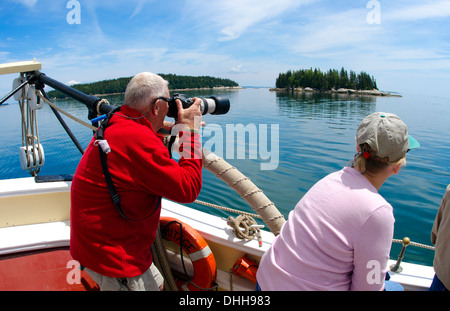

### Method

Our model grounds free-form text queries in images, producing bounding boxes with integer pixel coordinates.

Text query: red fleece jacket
[70,105,202,278]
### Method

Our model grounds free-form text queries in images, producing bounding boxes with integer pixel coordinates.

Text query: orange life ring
[159,216,217,291]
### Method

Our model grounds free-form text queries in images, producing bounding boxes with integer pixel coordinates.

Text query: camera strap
[95,106,161,221]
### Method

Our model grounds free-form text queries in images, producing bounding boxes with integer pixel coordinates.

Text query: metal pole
[40,88,85,155]
[390,237,411,273]
[30,71,115,118]
[0,79,29,106]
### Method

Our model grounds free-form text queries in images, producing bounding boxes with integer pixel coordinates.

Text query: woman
[256,112,420,291]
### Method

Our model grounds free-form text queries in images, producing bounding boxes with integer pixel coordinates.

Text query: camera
[167,94,230,118]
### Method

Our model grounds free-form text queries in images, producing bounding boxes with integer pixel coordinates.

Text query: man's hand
[176,97,203,131]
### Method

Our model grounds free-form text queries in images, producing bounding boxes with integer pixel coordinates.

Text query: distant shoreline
[53,86,244,99]
[269,87,402,97]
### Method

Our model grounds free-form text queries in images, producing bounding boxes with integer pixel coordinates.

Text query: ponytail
[351,143,405,175]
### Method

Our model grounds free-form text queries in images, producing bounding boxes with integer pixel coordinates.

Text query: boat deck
[0,177,435,291]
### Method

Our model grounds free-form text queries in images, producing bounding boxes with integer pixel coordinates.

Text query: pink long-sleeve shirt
[257,166,394,291]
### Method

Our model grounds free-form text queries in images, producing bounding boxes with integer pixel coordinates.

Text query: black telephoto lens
[167,94,230,118]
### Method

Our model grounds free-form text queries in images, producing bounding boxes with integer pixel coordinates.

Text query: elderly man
[70,72,203,291]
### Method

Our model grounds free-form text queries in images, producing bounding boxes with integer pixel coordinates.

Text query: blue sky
[1,0,450,97]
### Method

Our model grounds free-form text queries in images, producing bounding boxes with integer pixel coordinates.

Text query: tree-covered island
[271,67,400,96]
[47,74,240,99]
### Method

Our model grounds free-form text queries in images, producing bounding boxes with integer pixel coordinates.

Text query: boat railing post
[390,237,410,273]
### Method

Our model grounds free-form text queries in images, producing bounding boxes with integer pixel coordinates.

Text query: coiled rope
[227,215,263,247]
[194,199,263,246]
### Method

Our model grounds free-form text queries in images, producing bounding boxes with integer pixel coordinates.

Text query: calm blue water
[1,88,449,267]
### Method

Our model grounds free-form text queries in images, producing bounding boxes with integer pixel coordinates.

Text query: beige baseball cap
[356,112,420,162]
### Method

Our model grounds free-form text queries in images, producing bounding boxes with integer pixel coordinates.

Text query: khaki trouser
[85,263,164,291]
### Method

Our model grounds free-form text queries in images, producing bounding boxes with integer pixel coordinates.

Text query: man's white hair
[124,72,169,111]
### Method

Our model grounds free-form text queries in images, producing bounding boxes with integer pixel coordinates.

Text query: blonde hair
[352,143,406,174]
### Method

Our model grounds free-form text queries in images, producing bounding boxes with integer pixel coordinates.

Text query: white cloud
[130,0,153,18]
[229,65,248,74]
[3,0,449,96]
[385,0,450,21]
[15,0,37,8]
[103,48,168,61]
[0,51,11,58]
[287,8,379,55]
[186,0,315,41]
[278,4,449,67]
